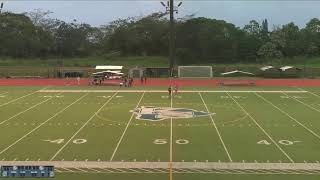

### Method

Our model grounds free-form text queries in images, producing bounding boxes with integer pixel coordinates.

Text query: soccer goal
[178,66,213,78]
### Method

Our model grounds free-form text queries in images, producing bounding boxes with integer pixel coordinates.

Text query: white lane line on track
[199,92,232,162]
[255,92,320,141]
[226,92,294,163]
[0,87,48,107]
[0,93,89,156]
[50,92,119,161]
[109,92,145,161]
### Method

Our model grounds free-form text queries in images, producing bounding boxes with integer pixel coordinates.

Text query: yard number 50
[153,139,189,145]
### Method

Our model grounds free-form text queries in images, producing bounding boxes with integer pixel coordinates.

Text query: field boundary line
[109,92,145,161]
[282,92,320,113]
[255,92,320,141]
[0,93,89,156]
[0,94,58,125]
[0,87,48,107]
[50,92,119,161]
[226,92,294,163]
[1,161,320,170]
[199,92,232,162]
[39,90,308,93]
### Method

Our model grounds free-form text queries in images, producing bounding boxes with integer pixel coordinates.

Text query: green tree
[257,42,283,59]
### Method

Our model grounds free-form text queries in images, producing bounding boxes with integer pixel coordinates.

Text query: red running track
[0,78,320,87]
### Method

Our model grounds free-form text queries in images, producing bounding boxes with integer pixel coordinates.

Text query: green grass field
[0,86,320,180]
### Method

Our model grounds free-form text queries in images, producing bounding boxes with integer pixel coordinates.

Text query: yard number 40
[257,139,301,146]
[43,139,87,144]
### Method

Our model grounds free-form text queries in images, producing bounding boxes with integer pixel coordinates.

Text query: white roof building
[95,65,123,70]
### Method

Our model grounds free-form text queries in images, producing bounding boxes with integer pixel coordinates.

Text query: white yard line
[255,92,320,141]
[0,93,88,156]
[109,92,145,161]
[59,167,74,172]
[50,92,119,161]
[0,94,58,125]
[170,93,173,163]
[0,87,48,107]
[39,90,308,93]
[282,92,320,113]
[226,92,294,163]
[199,92,232,162]
[0,92,8,96]
[296,87,320,98]
[74,168,88,173]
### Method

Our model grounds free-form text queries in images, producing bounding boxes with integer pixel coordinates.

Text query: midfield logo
[131,106,215,121]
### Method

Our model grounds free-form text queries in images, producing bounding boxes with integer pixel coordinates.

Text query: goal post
[178,66,213,78]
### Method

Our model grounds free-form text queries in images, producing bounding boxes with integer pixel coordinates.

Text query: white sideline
[50,92,119,161]
[226,92,294,163]
[109,92,145,161]
[0,93,59,125]
[1,161,320,170]
[199,92,232,162]
[255,92,320,141]
[38,90,308,93]
[0,93,89,156]
[0,87,48,107]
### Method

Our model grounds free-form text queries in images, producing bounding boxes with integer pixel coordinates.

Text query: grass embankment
[0,56,168,68]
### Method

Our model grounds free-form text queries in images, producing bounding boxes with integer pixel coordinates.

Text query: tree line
[1,9,320,64]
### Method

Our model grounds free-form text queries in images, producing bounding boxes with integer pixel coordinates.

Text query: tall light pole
[0,2,4,14]
[161,0,182,77]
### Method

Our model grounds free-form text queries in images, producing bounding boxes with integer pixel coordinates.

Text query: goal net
[178,66,213,78]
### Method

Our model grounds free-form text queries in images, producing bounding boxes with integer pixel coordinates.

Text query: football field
[1,86,320,180]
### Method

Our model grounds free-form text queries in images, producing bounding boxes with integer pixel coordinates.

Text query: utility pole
[0,2,4,14]
[161,0,182,77]
[169,0,174,77]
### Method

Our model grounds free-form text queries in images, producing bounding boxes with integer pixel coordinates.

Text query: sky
[2,1,320,28]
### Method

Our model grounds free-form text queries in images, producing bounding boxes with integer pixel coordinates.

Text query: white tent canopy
[221,70,255,76]
[95,65,123,70]
[260,66,274,71]
[280,66,294,71]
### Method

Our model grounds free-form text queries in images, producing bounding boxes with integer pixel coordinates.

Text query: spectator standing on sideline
[77,76,80,85]
[124,77,128,87]
[168,86,172,98]
[130,78,134,87]
[174,84,179,96]
[144,76,147,84]
[140,76,144,85]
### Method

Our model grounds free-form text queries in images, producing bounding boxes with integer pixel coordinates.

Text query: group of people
[122,77,134,87]
[140,76,147,85]
[168,84,179,97]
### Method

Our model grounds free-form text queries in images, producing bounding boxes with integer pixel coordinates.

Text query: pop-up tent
[220,70,255,76]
